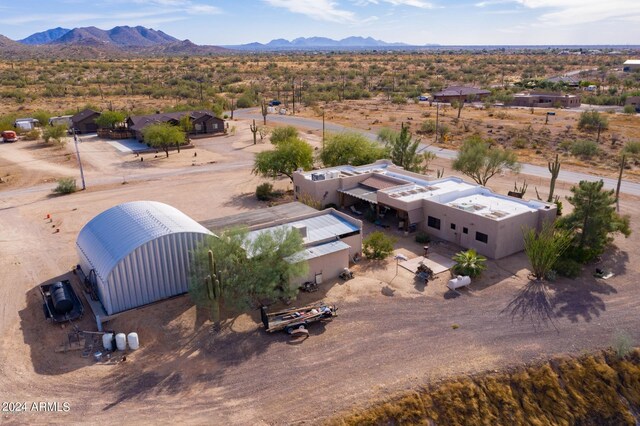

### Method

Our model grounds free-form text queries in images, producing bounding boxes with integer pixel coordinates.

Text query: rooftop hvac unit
[291,224,308,239]
[311,173,326,181]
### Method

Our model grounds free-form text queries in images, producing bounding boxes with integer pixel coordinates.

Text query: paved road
[234,108,640,196]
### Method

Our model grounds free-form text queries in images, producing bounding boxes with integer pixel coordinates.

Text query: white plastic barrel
[115,333,127,351]
[127,332,139,350]
[102,333,114,351]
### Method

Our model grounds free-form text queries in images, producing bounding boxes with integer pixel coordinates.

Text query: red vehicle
[2,130,17,143]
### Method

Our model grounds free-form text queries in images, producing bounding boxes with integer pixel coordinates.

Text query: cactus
[205,249,222,324]
[513,180,528,196]
[261,100,268,125]
[436,168,444,179]
[547,154,561,202]
[250,119,258,145]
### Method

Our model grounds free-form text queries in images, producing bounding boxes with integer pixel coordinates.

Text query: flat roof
[285,240,350,263]
[444,190,542,220]
[199,202,318,231]
[624,60,640,65]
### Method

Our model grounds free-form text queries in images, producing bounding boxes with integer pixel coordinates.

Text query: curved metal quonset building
[76,201,213,316]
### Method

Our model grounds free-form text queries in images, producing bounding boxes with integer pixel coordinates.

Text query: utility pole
[73,132,86,190]
[291,78,295,115]
[322,109,325,150]
[434,102,440,144]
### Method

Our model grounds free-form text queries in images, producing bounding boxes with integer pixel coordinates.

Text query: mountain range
[1,26,427,59]
[228,36,415,51]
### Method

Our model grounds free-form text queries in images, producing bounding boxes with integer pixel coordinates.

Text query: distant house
[14,118,39,131]
[545,75,580,87]
[623,60,640,72]
[432,86,491,103]
[509,92,581,109]
[71,109,101,134]
[626,96,640,112]
[126,110,225,141]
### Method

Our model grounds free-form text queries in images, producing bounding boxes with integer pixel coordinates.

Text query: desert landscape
[1,108,639,423]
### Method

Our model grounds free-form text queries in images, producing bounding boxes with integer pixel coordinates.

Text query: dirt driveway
[1,125,639,425]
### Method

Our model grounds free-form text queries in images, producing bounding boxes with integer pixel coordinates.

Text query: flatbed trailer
[261,302,337,335]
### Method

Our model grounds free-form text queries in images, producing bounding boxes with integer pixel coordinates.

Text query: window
[475,232,488,244]
[450,223,456,230]
[463,227,468,234]
[427,216,441,230]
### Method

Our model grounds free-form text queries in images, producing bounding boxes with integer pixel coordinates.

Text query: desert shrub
[623,105,637,114]
[622,141,640,156]
[553,257,582,278]
[554,200,563,216]
[437,124,450,140]
[415,231,431,244]
[235,94,254,108]
[363,231,396,260]
[419,120,437,135]
[270,126,298,144]
[22,129,41,141]
[256,182,274,201]
[512,138,528,149]
[391,94,407,105]
[42,125,67,145]
[53,177,77,195]
[570,140,599,158]
[577,110,608,132]
[611,331,633,358]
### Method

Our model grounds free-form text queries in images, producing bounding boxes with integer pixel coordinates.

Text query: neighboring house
[14,118,39,131]
[623,60,640,72]
[48,115,73,128]
[126,110,225,141]
[432,86,491,103]
[510,92,581,108]
[201,202,363,288]
[626,96,640,112]
[293,160,556,260]
[545,75,580,87]
[71,109,101,134]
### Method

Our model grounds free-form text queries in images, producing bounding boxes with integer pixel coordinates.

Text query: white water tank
[115,333,127,351]
[102,333,114,351]
[448,275,471,290]
[127,332,139,350]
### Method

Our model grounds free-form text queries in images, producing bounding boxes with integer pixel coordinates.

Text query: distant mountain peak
[230,36,410,51]
[18,27,70,45]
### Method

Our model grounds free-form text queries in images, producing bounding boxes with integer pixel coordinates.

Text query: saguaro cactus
[250,119,258,145]
[205,249,222,324]
[547,154,561,202]
[261,100,268,125]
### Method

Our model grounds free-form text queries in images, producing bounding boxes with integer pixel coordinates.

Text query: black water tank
[51,282,73,314]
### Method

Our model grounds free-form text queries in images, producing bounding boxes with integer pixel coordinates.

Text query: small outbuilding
[76,201,213,318]
[71,108,101,134]
[623,60,640,72]
[14,118,39,130]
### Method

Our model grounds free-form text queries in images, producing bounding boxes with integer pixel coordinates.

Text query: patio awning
[339,186,378,204]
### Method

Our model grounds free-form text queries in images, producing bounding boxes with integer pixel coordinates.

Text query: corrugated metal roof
[200,202,318,231]
[247,212,359,246]
[76,201,213,284]
[286,240,350,263]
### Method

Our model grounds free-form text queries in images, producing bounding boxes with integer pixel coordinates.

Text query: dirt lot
[0,120,639,425]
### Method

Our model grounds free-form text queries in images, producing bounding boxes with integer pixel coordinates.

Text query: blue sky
[1,0,639,45]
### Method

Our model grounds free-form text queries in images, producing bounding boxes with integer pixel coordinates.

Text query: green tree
[270,126,298,144]
[321,132,387,167]
[142,122,187,157]
[189,227,307,325]
[94,111,126,129]
[452,249,487,278]
[253,137,313,182]
[452,135,520,186]
[42,125,67,145]
[179,114,193,134]
[377,124,428,173]
[558,180,631,262]
[523,222,573,281]
[362,231,396,260]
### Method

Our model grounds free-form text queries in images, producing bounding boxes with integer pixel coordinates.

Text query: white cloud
[478,0,640,26]
[355,0,435,8]
[263,0,357,23]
